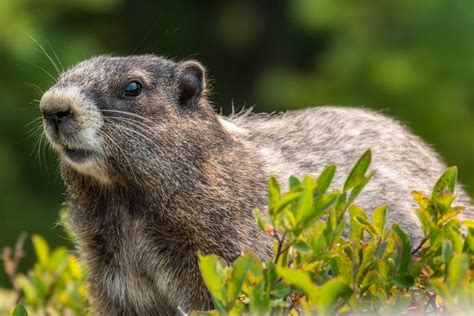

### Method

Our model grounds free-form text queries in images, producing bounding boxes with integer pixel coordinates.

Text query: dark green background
[1,0,473,284]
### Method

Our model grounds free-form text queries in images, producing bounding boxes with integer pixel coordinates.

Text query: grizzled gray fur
[39,54,472,315]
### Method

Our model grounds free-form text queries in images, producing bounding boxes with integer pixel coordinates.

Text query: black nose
[42,107,74,127]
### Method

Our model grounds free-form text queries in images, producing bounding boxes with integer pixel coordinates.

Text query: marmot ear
[177,60,206,107]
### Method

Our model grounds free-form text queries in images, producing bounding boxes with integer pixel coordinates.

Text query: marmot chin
[38,54,472,315]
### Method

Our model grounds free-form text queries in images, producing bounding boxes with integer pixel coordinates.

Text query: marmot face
[39,55,215,185]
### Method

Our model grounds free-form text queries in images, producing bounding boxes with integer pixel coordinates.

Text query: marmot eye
[123,81,142,97]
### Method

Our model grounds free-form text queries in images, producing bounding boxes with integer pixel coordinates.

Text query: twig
[274,232,286,264]
[2,232,27,304]
[284,293,303,316]
[412,237,428,255]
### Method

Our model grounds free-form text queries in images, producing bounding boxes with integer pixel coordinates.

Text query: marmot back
[229,107,472,237]
[38,54,472,315]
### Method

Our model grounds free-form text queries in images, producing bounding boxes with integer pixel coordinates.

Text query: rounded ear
[177,60,206,107]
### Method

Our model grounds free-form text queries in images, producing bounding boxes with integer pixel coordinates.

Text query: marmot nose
[42,106,75,127]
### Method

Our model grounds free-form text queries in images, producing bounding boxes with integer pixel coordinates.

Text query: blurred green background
[0,0,473,285]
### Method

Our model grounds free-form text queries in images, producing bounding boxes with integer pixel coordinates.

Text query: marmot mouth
[62,147,95,163]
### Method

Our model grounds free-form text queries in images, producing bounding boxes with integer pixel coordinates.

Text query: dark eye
[123,81,142,97]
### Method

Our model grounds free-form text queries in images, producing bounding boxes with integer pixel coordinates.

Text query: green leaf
[372,205,387,237]
[330,254,352,282]
[349,205,366,240]
[289,176,301,188]
[293,240,311,253]
[348,173,373,204]
[463,228,474,252]
[16,275,37,302]
[48,247,68,272]
[271,283,292,299]
[254,208,268,232]
[227,255,253,303]
[393,274,415,288]
[392,225,411,275]
[442,240,453,265]
[313,193,338,219]
[31,270,48,299]
[295,187,314,224]
[268,177,281,213]
[310,223,329,254]
[354,215,377,240]
[12,304,28,316]
[414,208,434,235]
[282,209,298,231]
[446,253,469,292]
[412,191,430,209]
[273,192,302,215]
[430,278,452,301]
[277,267,319,302]
[246,255,264,286]
[316,277,351,313]
[249,285,271,312]
[360,270,379,294]
[431,166,457,199]
[463,220,474,229]
[315,164,336,196]
[444,222,463,253]
[32,234,50,268]
[198,254,227,304]
[377,260,393,282]
[428,228,443,251]
[344,149,371,192]
[435,190,455,211]
[374,241,388,259]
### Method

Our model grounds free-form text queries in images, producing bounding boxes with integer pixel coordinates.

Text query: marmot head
[39,55,228,188]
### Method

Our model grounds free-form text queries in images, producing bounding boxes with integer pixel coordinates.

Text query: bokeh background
[1,0,473,285]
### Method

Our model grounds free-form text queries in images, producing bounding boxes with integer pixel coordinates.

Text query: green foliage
[1,151,473,315]
[0,233,88,316]
[12,305,27,316]
[196,151,474,315]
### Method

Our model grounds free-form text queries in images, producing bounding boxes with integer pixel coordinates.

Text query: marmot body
[39,55,472,315]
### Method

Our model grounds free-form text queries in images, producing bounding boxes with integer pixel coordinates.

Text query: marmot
[39,55,472,315]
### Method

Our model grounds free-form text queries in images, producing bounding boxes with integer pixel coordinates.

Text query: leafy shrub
[195,150,474,315]
[1,215,89,315]
[1,150,473,315]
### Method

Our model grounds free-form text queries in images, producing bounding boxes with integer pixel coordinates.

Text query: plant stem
[412,237,428,255]
[274,232,286,264]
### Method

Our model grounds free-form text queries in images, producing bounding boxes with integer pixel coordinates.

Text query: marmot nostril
[42,107,74,125]
[55,109,74,120]
[41,105,77,137]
